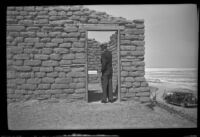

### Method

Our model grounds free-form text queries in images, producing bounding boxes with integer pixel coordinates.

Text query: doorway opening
[85,29,120,103]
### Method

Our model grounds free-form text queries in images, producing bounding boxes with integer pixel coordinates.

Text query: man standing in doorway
[100,43,114,103]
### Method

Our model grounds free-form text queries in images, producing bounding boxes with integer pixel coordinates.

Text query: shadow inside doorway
[88,90,102,103]
[88,83,118,103]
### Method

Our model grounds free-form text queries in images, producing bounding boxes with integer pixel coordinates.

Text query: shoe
[101,100,107,103]
[108,99,114,103]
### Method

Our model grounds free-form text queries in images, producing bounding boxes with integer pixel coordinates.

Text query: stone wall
[120,20,150,102]
[6,5,150,103]
[87,39,101,83]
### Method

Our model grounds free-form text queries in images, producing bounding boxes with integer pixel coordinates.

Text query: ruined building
[6,5,150,103]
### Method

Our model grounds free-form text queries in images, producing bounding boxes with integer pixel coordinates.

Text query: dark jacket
[101,50,112,76]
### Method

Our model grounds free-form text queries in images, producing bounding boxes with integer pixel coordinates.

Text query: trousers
[101,74,113,101]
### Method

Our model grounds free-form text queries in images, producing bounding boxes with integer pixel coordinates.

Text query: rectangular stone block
[131,41,145,46]
[51,38,64,43]
[45,43,58,47]
[41,26,52,32]
[46,89,60,94]
[14,78,26,84]
[60,60,72,65]
[71,67,84,72]
[50,54,61,60]
[54,67,71,72]
[75,88,85,94]
[40,67,53,72]
[7,47,23,54]
[62,89,74,94]
[120,51,132,56]
[15,90,26,94]
[125,23,136,28]
[27,78,41,84]
[46,72,58,78]
[7,71,16,78]
[129,88,137,93]
[121,88,127,93]
[121,61,131,66]
[67,72,85,78]
[132,51,145,56]
[135,87,150,92]
[24,60,41,66]
[35,19,48,24]
[125,77,135,82]
[24,6,35,11]
[121,71,128,76]
[13,54,30,60]
[64,26,78,32]
[77,82,86,88]
[73,78,85,82]
[133,29,144,34]
[120,40,131,45]
[120,45,136,51]
[132,82,140,87]
[69,83,76,88]
[59,43,72,48]
[40,38,51,42]
[42,48,53,54]
[42,60,59,67]
[27,27,40,31]
[58,72,66,78]
[75,53,85,59]
[72,42,84,48]
[32,67,40,72]
[35,72,46,77]
[24,48,39,54]
[34,54,49,60]
[55,78,72,84]
[51,84,69,89]
[62,54,75,60]
[70,48,85,53]
[135,77,146,82]
[68,32,80,37]
[41,77,54,83]
[36,32,48,37]
[72,59,85,64]
[54,48,69,54]
[14,66,31,71]
[7,25,25,31]
[21,84,37,90]
[38,84,50,90]
[133,19,144,23]
[141,81,148,87]
[24,38,39,43]
[20,32,36,37]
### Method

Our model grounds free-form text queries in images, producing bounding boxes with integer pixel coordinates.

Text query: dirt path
[149,83,197,123]
[8,99,196,130]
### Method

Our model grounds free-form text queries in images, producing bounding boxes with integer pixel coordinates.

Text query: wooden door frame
[82,24,123,102]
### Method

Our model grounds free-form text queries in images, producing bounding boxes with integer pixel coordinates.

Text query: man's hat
[100,43,107,49]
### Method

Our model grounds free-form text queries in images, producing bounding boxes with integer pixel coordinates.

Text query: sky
[85,4,198,68]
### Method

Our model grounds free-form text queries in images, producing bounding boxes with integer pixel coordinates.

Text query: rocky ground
[8,97,196,130]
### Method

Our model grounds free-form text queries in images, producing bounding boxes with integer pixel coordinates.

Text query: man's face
[101,45,106,51]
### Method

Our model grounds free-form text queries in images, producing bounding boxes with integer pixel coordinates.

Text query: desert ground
[8,83,197,130]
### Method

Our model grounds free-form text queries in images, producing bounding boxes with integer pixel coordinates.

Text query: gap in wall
[87,31,118,103]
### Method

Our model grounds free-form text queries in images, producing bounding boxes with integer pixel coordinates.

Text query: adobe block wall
[87,39,101,83]
[6,6,150,103]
